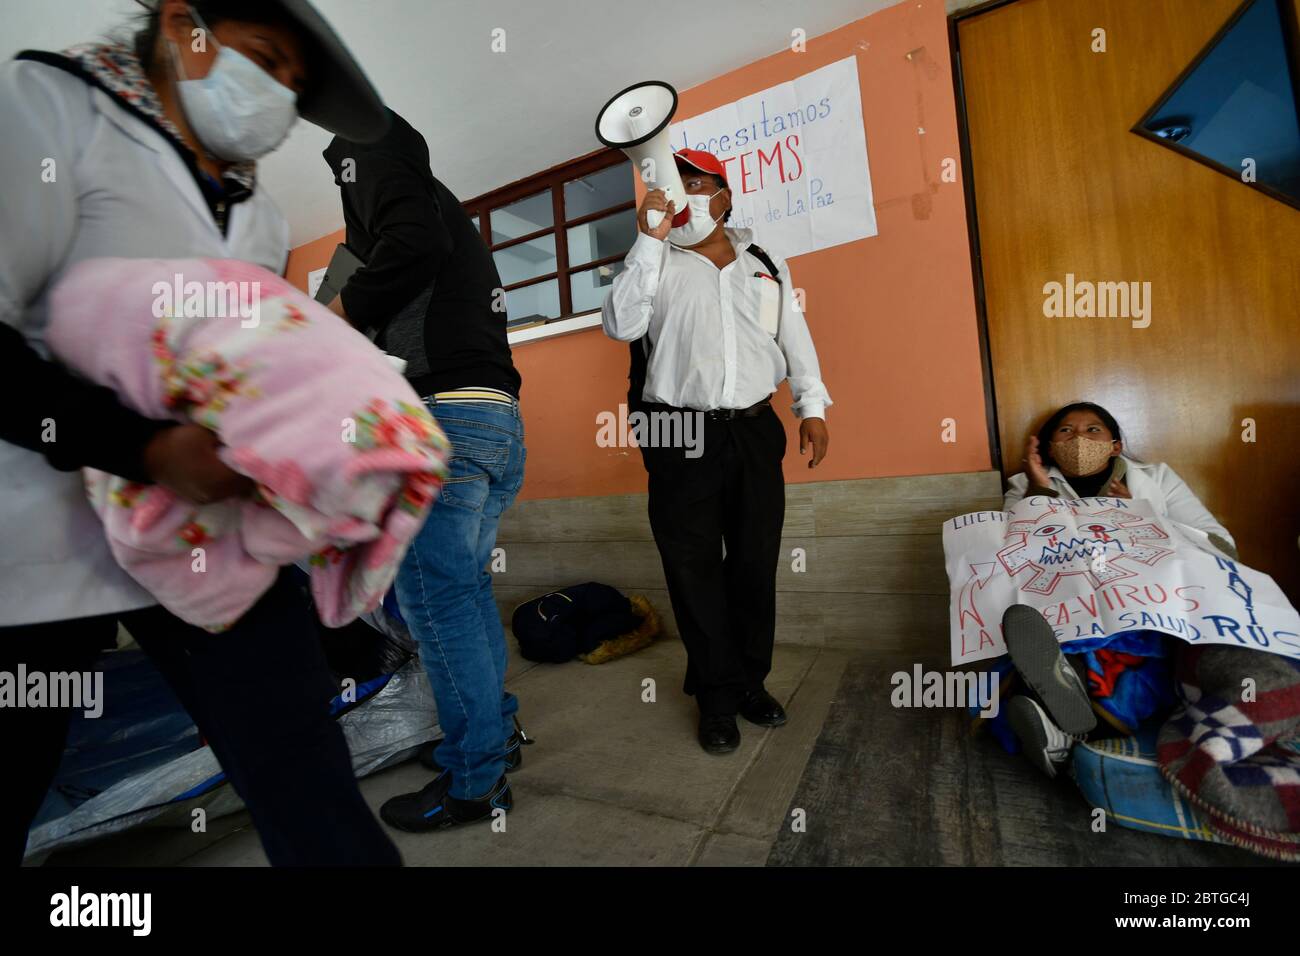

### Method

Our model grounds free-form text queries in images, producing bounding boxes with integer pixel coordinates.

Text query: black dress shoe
[739,688,787,726]
[379,772,512,833]
[418,717,530,774]
[698,713,741,754]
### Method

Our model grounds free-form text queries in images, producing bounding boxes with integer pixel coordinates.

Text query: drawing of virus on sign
[997,503,1173,594]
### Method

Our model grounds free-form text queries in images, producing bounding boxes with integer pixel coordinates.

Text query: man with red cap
[602,149,831,754]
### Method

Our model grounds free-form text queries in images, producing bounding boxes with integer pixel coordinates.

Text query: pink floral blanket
[45,258,450,631]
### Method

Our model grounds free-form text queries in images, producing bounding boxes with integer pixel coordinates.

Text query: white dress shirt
[0,60,290,625]
[601,228,832,419]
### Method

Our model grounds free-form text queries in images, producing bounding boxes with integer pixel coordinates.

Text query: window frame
[463,147,636,323]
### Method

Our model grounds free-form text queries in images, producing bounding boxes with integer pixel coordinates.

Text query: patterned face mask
[1051,435,1115,477]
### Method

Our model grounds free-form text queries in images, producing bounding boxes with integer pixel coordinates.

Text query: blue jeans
[394,398,525,799]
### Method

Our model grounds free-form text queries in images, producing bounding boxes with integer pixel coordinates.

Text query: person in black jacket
[324,109,527,833]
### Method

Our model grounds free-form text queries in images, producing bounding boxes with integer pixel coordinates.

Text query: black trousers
[2,570,400,866]
[640,404,786,714]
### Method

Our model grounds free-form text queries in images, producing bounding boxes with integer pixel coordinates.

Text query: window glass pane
[505,279,560,327]
[491,191,553,244]
[570,261,625,315]
[566,208,637,268]
[493,234,557,286]
[470,214,480,233]
[1137,0,1300,204]
[563,162,635,221]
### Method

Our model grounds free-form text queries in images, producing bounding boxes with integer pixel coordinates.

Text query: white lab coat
[1003,455,1235,552]
[0,59,290,626]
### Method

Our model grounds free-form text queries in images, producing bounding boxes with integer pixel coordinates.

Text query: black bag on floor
[511,583,659,664]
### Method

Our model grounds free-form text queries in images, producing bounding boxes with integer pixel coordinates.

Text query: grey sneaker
[1002,604,1097,735]
[1007,696,1074,779]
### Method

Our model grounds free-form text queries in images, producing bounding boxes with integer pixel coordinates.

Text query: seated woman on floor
[993,401,1235,777]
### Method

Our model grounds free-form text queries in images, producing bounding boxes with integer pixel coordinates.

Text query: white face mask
[669,188,725,247]
[170,10,298,162]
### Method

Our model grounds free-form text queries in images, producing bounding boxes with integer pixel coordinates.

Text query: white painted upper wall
[6,0,951,246]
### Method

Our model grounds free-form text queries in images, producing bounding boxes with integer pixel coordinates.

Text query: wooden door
[957,0,1300,600]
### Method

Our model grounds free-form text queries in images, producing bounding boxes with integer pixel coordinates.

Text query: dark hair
[131,0,304,72]
[1034,402,1125,469]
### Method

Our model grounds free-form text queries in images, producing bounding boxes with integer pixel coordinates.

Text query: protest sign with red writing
[944,496,1300,666]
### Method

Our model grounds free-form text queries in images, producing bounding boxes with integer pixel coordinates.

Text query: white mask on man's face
[669,188,725,247]
[169,8,298,162]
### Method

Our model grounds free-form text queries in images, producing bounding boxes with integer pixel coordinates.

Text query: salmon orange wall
[285,0,989,500]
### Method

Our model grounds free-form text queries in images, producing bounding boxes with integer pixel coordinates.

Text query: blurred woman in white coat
[0,0,397,865]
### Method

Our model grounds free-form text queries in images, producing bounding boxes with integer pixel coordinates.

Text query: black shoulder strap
[746,244,781,284]
[629,243,782,404]
[628,335,650,409]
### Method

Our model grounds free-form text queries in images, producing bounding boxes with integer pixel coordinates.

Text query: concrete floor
[41,631,1288,867]
[44,635,848,867]
[769,653,1282,867]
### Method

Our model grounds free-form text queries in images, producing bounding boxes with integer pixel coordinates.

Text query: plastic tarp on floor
[24,587,435,863]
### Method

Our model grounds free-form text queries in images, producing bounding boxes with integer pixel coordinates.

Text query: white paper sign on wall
[668,56,877,258]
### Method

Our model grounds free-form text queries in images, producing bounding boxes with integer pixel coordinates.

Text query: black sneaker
[418,717,530,774]
[379,772,512,833]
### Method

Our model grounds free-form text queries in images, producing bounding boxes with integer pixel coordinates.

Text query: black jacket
[323,110,520,398]
[1,322,173,483]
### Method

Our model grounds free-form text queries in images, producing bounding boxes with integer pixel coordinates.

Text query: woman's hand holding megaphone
[638,189,676,241]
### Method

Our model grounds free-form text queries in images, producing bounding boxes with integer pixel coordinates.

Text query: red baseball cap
[674,148,728,187]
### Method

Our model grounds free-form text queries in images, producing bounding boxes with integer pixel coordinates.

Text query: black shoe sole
[699,738,740,754]
[380,807,455,834]
[739,710,787,727]
[380,806,509,834]
[1002,605,1097,736]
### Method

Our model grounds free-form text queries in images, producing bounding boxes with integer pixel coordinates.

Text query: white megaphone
[596,81,698,243]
